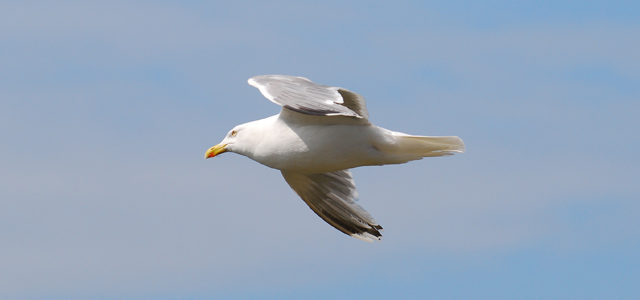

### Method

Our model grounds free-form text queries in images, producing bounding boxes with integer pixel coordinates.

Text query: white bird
[205,75,464,241]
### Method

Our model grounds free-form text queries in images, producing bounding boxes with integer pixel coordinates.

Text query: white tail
[394,134,465,157]
[369,129,465,166]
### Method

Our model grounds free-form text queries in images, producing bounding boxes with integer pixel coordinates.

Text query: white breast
[248,115,385,173]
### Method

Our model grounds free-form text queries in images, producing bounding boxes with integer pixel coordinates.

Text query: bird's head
[204,120,264,159]
[204,126,242,159]
[205,116,274,160]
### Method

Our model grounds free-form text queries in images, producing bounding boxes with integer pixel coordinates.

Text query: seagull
[205,75,464,241]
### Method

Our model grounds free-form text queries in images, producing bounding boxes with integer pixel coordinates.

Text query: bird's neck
[232,115,279,157]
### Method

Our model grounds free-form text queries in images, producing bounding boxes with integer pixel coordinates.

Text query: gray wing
[248,75,369,119]
[281,169,382,242]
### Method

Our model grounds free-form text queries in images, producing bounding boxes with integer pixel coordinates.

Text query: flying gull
[205,75,464,241]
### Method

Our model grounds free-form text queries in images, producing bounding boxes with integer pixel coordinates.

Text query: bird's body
[231,111,419,173]
[205,75,464,241]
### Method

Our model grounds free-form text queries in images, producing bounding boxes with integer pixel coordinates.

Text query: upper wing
[248,75,369,119]
[281,169,382,242]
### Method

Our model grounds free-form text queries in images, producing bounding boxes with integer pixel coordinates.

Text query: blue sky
[1,1,638,299]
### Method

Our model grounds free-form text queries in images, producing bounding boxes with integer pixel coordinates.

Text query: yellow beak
[205,143,228,159]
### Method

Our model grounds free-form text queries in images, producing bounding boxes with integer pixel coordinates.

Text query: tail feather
[394,134,465,157]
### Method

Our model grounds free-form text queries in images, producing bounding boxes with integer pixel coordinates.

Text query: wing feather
[281,169,382,241]
[248,75,369,119]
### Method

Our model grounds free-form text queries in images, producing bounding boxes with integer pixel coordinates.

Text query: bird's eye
[230,130,237,137]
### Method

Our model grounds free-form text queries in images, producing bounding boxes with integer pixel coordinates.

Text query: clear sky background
[1,1,638,299]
